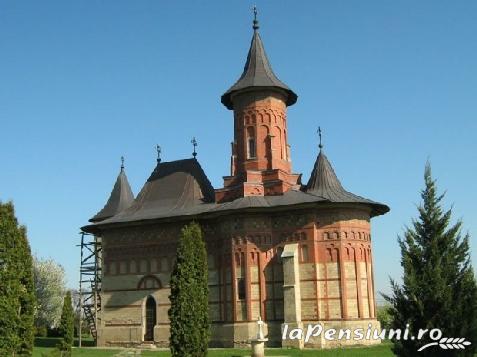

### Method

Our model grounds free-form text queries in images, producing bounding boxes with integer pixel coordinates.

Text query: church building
[82,13,389,349]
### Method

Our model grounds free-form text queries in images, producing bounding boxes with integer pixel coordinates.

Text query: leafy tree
[384,164,477,356]
[169,222,209,357]
[70,289,89,338]
[33,257,66,329]
[57,291,74,353]
[376,304,393,330]
[0,201,35,356]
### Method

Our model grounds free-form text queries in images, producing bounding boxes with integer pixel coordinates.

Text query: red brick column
[258,251,266,320]
[231,251,238,322]
[245,245,252,321]
[355,247,364,318]
[338,246,348,319]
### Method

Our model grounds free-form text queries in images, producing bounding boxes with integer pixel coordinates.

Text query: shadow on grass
[35,338,61,348]
[74,337,95,347]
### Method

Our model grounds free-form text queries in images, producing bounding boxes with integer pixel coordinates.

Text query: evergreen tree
[0,201,35,356]
[169,222,209,357]
[17,229,35,356]
[384,164,477,356]
[57,291,74,353]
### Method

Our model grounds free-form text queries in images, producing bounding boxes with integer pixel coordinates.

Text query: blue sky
[1,1,476,300]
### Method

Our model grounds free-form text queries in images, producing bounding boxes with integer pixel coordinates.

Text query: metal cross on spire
[191,137,198,158]
[253,5,259,31]
[120,156,125,172]
[318,126,323,150]
[156,144,162,163]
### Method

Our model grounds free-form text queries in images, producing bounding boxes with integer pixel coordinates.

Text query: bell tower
[216,10,301,203]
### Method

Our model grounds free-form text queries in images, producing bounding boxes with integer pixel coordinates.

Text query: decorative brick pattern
[97,207,379,348]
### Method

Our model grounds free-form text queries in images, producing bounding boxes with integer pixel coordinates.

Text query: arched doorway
[144,296,156,342]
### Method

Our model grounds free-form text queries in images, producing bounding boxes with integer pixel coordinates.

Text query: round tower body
[231,90,291,175]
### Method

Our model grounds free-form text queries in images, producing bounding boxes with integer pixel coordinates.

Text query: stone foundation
[98,319,381,348]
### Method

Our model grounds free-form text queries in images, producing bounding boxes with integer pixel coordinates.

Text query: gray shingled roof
[89,168,135,222]
[83,152,388,232]
[221,29,297,110]
[95,159,215,224]
[304,150,389,216]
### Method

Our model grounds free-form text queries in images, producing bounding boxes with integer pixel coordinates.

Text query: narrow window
[301,245,309,263]
[248,137,256,158]
[247,126,256,159]
[130,260,137,274]
[237,278,246,300]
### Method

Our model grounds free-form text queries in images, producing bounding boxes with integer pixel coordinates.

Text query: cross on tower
[120,156,125,171]
[191,137,198,158]
[253,5,259,31]
[318,126,323,150]
[156,144,162,163]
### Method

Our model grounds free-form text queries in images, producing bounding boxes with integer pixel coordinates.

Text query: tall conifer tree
[17,229,35,355]
[0,201,35,356]
[384,164,477,356]
[169,222,209,357]
[58,291,74,353]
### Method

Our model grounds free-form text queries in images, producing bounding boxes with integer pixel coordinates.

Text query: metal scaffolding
[78,232,102,346]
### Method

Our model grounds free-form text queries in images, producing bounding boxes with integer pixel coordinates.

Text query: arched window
[144,296,156,342]
[137,275,162,290]
[247,126,256,159]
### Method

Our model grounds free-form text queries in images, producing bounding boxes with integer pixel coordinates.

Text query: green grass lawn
[141,344,395,356]
[34,338,395,356]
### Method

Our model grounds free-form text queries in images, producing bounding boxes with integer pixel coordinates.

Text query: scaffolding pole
[77,232,102,345]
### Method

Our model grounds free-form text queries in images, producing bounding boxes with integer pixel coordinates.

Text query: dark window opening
[237,278,246,300]
[248,138,256,159]
[144,296,156,342]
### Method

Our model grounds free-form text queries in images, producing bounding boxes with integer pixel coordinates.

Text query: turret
[89,157,135,222]
[216,9,300,202]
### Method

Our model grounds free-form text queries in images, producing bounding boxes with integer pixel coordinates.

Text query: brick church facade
[82,15,389,348]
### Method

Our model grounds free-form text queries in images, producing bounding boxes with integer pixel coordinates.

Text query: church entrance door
[144,296,156,342]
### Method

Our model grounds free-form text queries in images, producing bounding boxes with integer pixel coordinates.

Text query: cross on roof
[156,144,162,163]
[318,126,323,150]
[253,5,259,31]
[191,137,198,158]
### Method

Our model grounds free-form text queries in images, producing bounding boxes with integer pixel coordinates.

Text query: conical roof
[98,158,215,223]
[89,168,135,222]
[221,26,297,110]
[305,150,389,216]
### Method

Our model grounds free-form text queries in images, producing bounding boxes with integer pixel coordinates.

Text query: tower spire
[253,5,259,31]
[221,11,297,110]
[120,156,125,172]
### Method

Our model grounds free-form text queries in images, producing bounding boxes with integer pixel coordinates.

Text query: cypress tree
[384,164,477,356]
[169,222,209,357]
[57,291,74,353]
[0,201,35,356]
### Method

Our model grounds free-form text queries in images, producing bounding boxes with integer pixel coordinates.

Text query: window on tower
[248,138,256,159]
[237,278,246,300]
[246,126,256,159]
